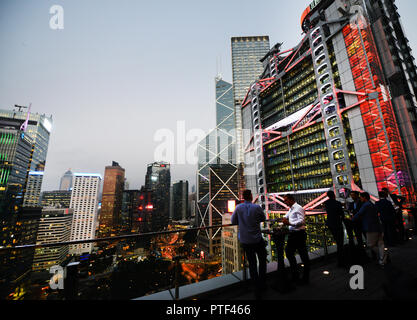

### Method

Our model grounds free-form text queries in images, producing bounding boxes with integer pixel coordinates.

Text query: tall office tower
[241,0,416,217]
[0,107,52,197]
[121,189,140,233]
[197,77,240,257]
[171,180,189,222]
[364,0,417,190]
[69,173,101,255]
[188,191,197,225]
[145,162,170,231]
[221,213,243,275]
[231,36,270,164]
[23,171,43,207]
[131,187,154,233]
[99,161,125,237]
[59,169,74,191]
[0,128,34,214]
[32,208,73,271]
[40,190,72,208]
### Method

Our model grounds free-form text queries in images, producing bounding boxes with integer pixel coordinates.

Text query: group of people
[230,188,408,299]
[324,188,406,268]
[231,190,310,298]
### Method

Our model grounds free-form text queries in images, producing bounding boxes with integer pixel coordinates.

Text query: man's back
[353,201,382,233]
[231,201,266,244]
[324,199,344,227]
[376,199,396,223]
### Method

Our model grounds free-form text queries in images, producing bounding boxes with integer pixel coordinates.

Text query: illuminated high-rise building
[231,36,270,164]
[171,180,189,222]
[99,161,125,237]
[0,106,53,206]
[0,127,34,214]
[40,190,72,208]
[32,208,73,271]
[23,171,43,207]
[197,77,240,257]
[145,162,170,231]
[69,173,101,255]
[241,0,417,218]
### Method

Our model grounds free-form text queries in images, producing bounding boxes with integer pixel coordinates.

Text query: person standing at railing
[346,191,365,247]
[376,191,397,247]
[352,192,387,267]
[324,191,346,268]
[382,188,406,243]
[231,190,267,299]
[282,194,310,286]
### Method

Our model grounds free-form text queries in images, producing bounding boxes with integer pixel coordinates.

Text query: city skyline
[2,0,417,192]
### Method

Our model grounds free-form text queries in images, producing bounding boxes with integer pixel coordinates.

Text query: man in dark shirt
[352,192,387,267]
[376,191,397,246]
[324,191,345,267]
[346,191,365,247]
[231,190,267,297]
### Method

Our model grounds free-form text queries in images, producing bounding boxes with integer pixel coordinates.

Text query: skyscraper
[171,180,189,222]
[196,77,240,257]
[240,0,417,217]
[99,161,125,237]
[0,107,53,207]
[145,162,170,231]
[69,173,101,255]
[59,170,74,191]
[0,127,34,214]
[231,36,270,164]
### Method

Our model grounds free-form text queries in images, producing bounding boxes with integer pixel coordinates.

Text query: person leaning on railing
[280,194,310,286]
[231,190,267,299]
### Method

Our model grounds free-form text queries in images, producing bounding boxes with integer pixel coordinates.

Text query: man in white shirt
[282,194,310,285]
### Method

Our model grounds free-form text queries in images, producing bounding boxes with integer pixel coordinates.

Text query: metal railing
[0,216,338,300]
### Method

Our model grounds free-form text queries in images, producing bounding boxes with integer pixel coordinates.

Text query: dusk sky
[1,0,417,192]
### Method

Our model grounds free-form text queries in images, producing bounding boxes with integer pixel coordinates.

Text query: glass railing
[0,213,355,301]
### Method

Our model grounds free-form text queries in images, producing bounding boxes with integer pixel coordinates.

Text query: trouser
[285,230,310,281]
[328,225,345,265]
[242,240,267,288]
[343,219,364,247]
[366,232,386,263]
[382,221,397,246]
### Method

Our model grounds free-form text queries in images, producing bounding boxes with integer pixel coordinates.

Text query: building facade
[69,173,101,255]
[0,128,34,214]
[22,171,43,207]
[171,180,189,222]
[40,190,72,209]
[99,161,125,237]
[241,0,417,219]
[231,36,270,164]
[59,170,74,191]
[32,208,73,271]
[197,77,240,257]
[145,162,170,232]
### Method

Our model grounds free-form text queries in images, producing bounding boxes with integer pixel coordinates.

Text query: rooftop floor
[196,235,417,300]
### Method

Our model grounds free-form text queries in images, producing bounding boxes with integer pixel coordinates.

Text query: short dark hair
[378,191,387,198]
[382,188,389,192]
[327,191,336,199]
[360,192,370,200]
[283,194,295,202]
[243,190,252,201]
[351,191,360,196]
